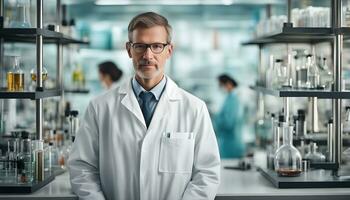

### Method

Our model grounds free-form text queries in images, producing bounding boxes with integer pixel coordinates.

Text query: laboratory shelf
[241,23,345,45]
[64,88,90,94]
[0,172,55,193]
[0,28,88,44]
[250,86,350,99]
[257,167,350,188]
[0,89,62,100]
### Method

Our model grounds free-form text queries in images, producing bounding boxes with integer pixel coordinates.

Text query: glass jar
[274,125,302,177]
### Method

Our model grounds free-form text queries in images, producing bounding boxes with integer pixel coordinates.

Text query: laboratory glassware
[305,142,326,163]
[9,0,32,28]
[6,56,24,92]
[274,126,302,177]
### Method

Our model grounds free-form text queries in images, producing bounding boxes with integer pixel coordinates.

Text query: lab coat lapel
[119,79,146,128]
[148,77,181,129]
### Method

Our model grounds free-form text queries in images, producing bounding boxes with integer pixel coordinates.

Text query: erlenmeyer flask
[9,0,31,28]
[6,56,24,92]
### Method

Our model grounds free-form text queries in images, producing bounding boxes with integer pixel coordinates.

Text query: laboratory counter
[1,159,350,199]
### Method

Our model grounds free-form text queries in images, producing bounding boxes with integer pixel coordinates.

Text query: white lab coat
[68,76,221,200]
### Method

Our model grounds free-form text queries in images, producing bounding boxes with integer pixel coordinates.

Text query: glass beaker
[9,0,31,28]
[274,125,302,177]
[6,56,24,92]
[30,67,48,91]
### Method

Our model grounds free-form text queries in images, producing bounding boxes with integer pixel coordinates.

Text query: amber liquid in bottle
[277,169,302,177]
[31,73,48,81]
[13,73,24,91]
[7,72,14,91]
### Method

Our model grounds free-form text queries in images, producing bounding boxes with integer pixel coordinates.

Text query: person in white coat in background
[68,12,220,200]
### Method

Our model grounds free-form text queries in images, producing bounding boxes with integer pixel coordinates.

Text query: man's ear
[126,42,132,58]
[166,43,174,59]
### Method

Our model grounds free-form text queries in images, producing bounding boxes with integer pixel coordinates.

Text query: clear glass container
[30,67,48,91]
[296,55,309,88]
[17,137,32,183]
[307,55,319,89]
[9,0,32,28]
[305,142,326,163]
[274,126,302,177]
[265,55,274,88]
[6,56,24,92]
[319,57,333,90]
[276,59,289,88]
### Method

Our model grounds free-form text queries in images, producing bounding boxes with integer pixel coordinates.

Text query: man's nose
[142,47,153,59]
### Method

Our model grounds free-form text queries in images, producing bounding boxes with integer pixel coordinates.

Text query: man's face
[126,26,173,80]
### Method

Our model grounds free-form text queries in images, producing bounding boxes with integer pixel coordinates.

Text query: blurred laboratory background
[3,0,350,198]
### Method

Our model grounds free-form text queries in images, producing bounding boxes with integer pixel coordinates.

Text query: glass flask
[319,57,333,90]
[274,125,302,177]
[9,0,32,28]
[72,63,85,90]
[6,56,24,92]
[306,54,319,89]
[305,142,326,163]
[30,67,48,91]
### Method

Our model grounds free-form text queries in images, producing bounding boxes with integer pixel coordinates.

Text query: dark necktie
[139,91,154,127]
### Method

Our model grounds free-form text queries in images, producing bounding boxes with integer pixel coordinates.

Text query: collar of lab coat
[118,75,181,129]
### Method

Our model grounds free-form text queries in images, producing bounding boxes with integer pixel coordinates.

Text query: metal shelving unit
[245,0,350,188]
[0,28,88,44]
[0,0,86,193]
[0,89,62,100]
[250,86,350,98]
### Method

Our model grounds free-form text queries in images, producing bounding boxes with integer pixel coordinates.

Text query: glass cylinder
[306,55,319,89]
[17,138,32,183]
[9,0,32,28]
[296,55,308,88]
[274,126,302,177]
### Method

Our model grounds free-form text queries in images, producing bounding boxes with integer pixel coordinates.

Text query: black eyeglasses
[129,42,169,54]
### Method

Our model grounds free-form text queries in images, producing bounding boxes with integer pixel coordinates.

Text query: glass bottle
[265,55,274,88]
[296,55,308,88]
[30,67,48,91]
[344,106,350,134]
[305,142,326,163]
[307,54,319,89]
[272,59,281,89]
[17,136,32,183]
[72,63,85,90]
[9,0,32,28]
[267,114,283,170]
[6,56,24,92]
[274,126,302,177]
[319,57,333,90]
[276,59,289,88]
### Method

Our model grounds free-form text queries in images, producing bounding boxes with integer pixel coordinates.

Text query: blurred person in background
[98,61,123,90]
[214,74,245,158]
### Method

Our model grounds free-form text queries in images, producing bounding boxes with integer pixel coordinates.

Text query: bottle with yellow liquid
[30,67,48,91]
[72,63,85,90]
[7,56,24,92]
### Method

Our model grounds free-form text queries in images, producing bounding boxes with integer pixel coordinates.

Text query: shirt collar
[132,76,167,101]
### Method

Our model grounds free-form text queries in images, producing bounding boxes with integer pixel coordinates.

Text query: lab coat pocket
[159,132,195,173]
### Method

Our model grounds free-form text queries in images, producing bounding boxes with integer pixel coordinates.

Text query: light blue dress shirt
[132,76,167,119]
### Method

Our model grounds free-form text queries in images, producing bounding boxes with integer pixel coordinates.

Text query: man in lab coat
[68,12,220,200]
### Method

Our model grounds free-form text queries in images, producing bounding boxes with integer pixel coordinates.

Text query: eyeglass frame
[127,42,170,54]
